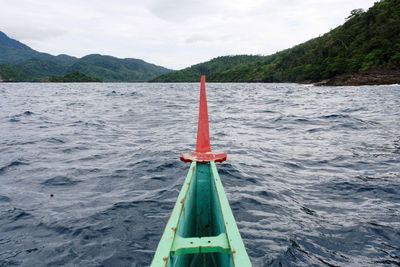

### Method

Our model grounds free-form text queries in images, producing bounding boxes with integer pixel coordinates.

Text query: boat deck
[151,162,251,267]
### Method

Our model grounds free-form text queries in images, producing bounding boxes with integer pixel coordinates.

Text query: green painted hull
[151,161,251,267]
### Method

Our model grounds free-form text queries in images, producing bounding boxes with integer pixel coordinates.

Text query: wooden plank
[151,162,197,267]
[210,161,252,267]
[171,233,230,256]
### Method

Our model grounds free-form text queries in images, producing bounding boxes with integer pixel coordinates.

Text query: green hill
[0,64,27,81]
[48,72,101,82]
[12,57,76,81]
[0,31,54,64]
[0,32,172,82]
[152,0,400,84]
[152,55,264,82]
[67,54,172,82]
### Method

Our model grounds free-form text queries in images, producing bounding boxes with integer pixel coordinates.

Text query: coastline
[2,69,400,86]
[315,70,400,86]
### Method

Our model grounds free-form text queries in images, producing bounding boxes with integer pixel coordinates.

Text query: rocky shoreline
[315,69,400,86]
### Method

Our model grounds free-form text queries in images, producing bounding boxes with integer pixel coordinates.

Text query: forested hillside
[0,32,172,82]
[66,54,172,82]
[0,31,52,63]
[152,0,400,84]
[48,72,102,82]
[152,55,264,82]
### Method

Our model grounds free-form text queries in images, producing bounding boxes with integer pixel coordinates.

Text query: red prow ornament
[180,76,227,163]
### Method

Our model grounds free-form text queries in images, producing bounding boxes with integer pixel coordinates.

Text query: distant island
[1,0,399,85]
[48,72,102,83]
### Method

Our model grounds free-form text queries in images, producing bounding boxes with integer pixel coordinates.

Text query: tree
[346,8,365,21]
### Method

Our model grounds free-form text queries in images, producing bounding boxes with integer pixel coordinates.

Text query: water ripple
[0,83,399,266]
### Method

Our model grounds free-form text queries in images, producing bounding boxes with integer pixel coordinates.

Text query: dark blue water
[0,82,399,266]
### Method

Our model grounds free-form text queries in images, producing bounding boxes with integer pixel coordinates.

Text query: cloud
[4,26,67,42]
[147,0,215,23]
[185,33,232,45]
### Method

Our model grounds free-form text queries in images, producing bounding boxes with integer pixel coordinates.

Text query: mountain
[152,55,264,82]
[152,0,400,85]
[0,31,172,82]
[0,31,42,63]
[0,31,55,64]
[67,54,172,82]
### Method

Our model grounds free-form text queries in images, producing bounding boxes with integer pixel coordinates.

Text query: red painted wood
[180,152,227,163]
[196,75,211,153]
[180,76,227,163]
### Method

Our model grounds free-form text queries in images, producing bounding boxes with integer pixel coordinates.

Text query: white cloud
[0,0,377,69]
[3,26,66,42]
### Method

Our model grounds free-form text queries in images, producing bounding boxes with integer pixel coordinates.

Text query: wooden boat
[151,76,251,267]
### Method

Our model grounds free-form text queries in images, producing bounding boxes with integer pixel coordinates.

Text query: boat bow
[151,76,251,267]
[180,75,227,163]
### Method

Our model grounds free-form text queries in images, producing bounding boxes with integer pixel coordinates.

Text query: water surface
[0,82,399,266]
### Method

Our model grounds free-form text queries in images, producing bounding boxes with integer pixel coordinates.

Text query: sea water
[0,82,399,266]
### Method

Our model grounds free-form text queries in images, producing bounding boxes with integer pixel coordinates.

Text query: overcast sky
[1,0,377,69]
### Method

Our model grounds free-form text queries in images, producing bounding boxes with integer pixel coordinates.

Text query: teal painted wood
[151,162,197,267]
[151,162,251,267]
[210,161,252,266]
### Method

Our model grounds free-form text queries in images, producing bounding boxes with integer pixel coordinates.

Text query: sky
[0,0,377,70]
